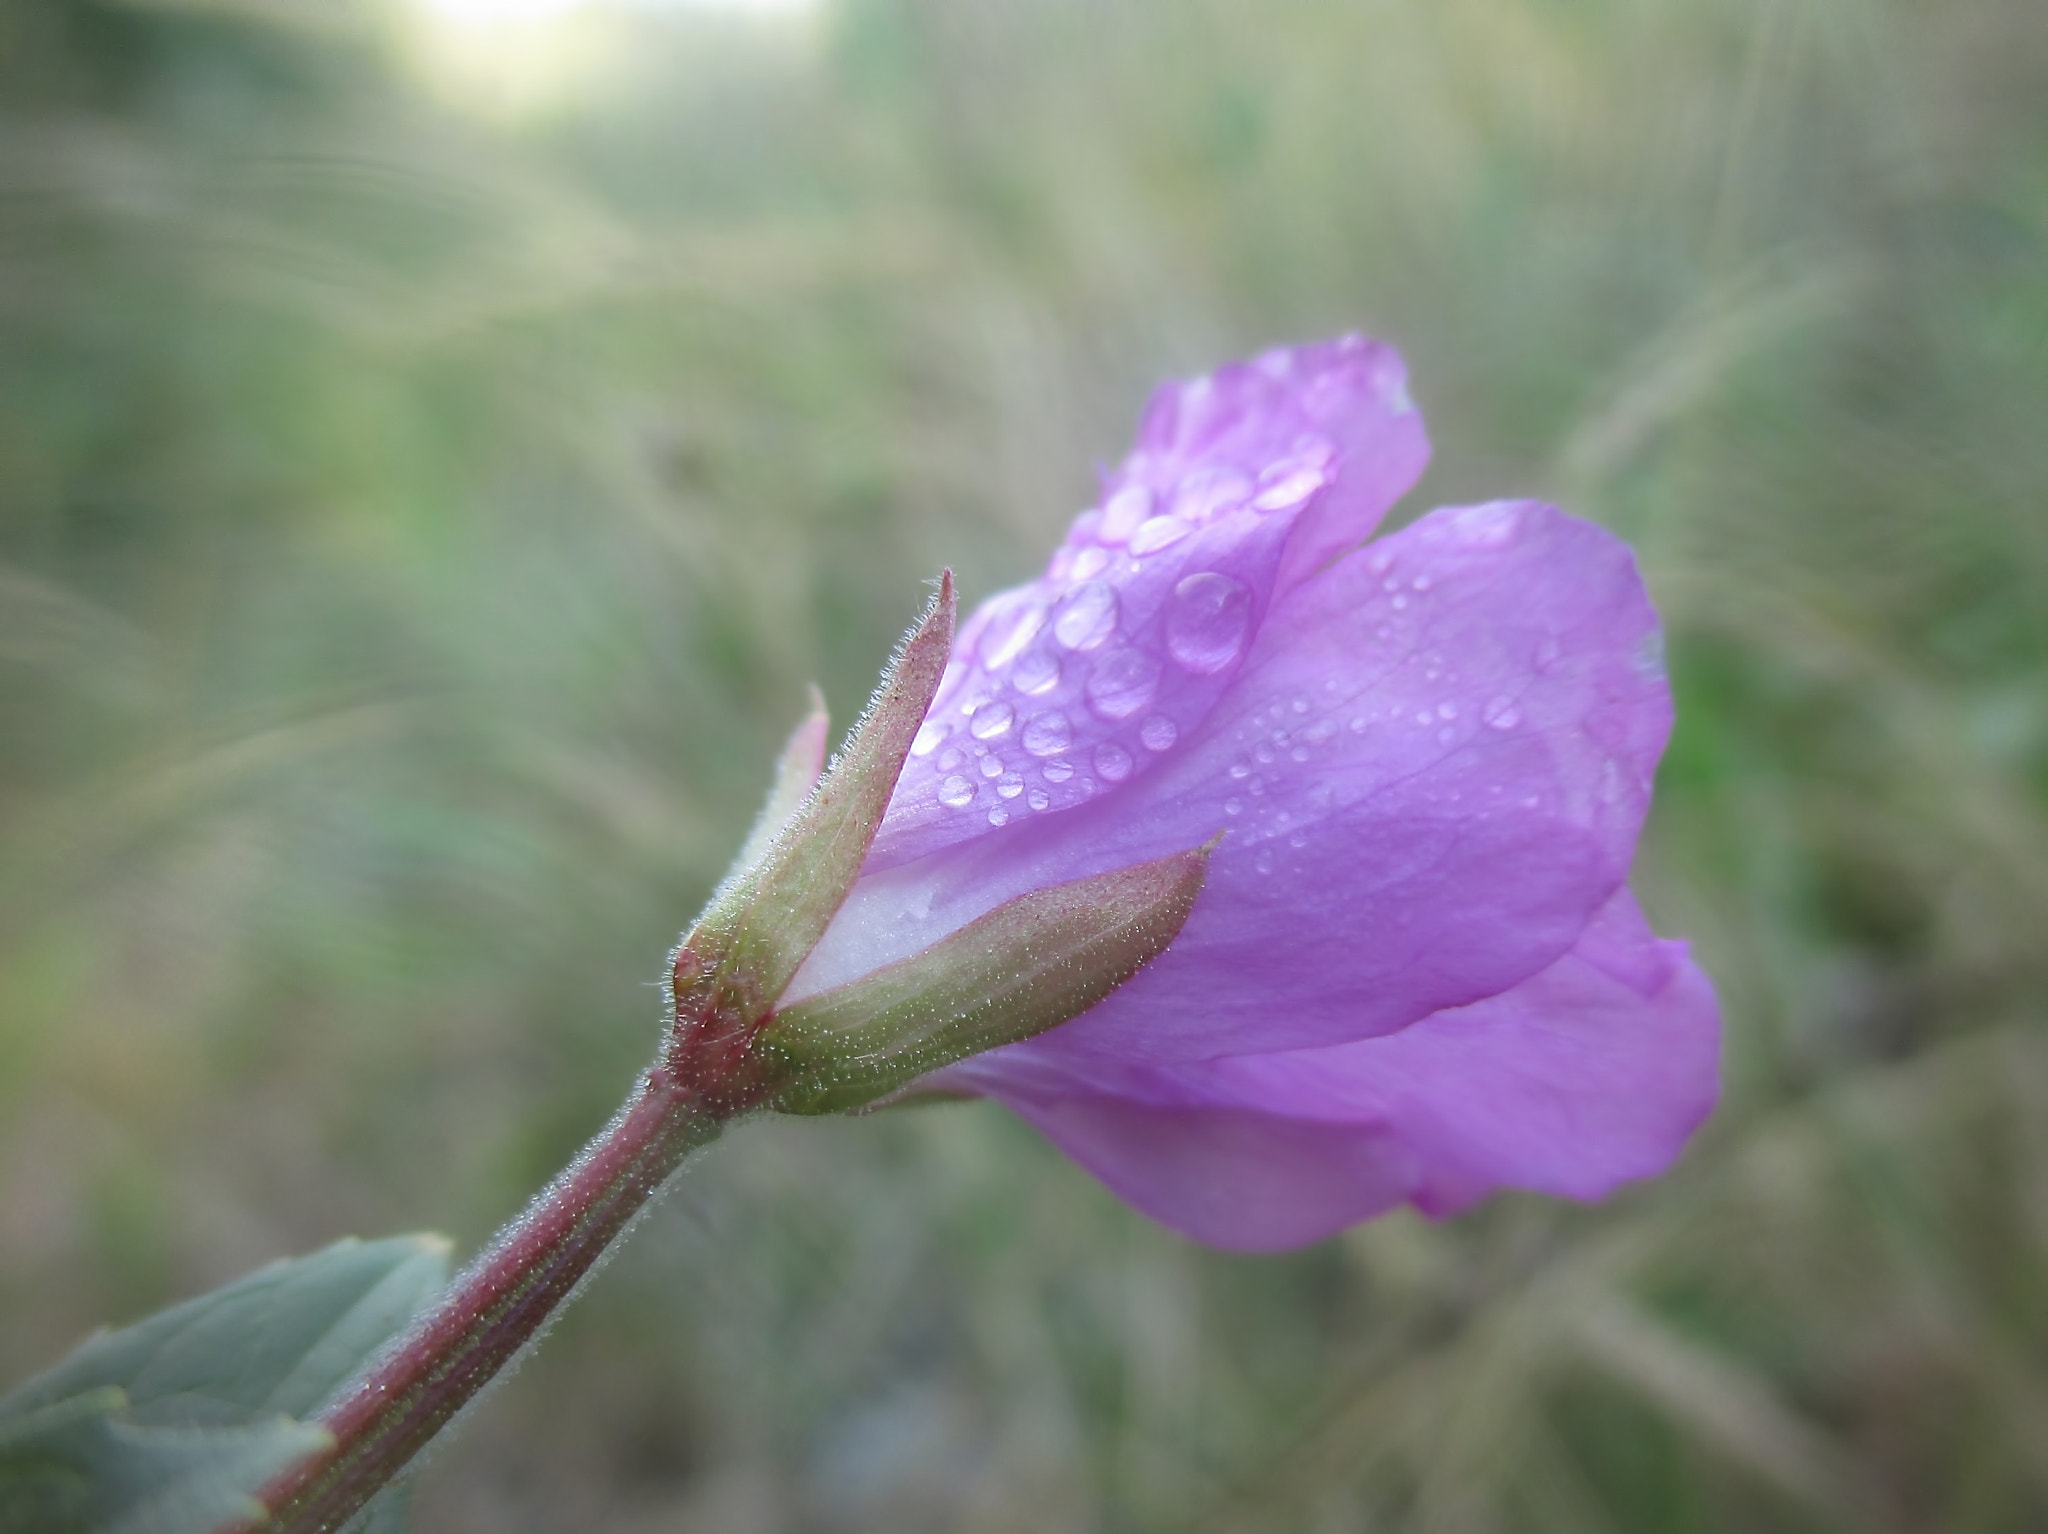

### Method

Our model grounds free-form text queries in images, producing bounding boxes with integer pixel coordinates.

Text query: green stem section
[248,1071,721,1534]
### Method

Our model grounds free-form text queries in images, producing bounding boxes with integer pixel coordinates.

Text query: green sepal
[727,684,830,881]
[0,1235,450,1534]
[757,840,1215,1116]
[666,577,955,1100]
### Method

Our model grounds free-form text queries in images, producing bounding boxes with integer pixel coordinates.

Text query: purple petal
[879,337,1428,868]
[943,892,1720,1251]
[790,501,1672,1063]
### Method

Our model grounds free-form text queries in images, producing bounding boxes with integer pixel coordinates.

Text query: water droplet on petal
[1041,757,1075,783]
[1348,716,1367,733]
[1072,547,1110,580]
[988,806,1010,826]
[1053,580,1119,651]
[938,746,964,772]
[996,773,1024,799]
[1129,515,1192,555]
[1255,743,1276,764]
[1290,745,1310,762]
[1012,647,1061,695]
[1289,831,1308,849]
[1100,484,1153,544]
[1023,710,1072,756]
[1094,743,1133,782]
[1172,467,1252,523]
[911,721,946,757]
[1086,649,1162,720]
[1487,699,1521,730]
[1392,594,1408,610]
[1166,571,1252,675]
[1139,714,1178,752]
[980,601,1046,668]
[1254,848,1276,875]
[1027,787,1050,811]
[1252,462,1327,512]
[1438,702,1457,720]
[938,775,974,808]
[980,754,1005,779]
[1224,796,1243,815]
[970,701,1014,740]
[1229,760,1250,779]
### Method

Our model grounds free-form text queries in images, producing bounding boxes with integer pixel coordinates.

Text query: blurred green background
[3,0,2047,1528]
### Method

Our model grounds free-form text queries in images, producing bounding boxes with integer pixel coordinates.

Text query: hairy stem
[242,1070,721,1534]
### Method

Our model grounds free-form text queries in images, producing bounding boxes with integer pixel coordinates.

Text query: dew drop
[1437,702,1457,720]
[1248,776,1266,797]
[1022,710,1071,756]
[1011,647,1061,695]
[996,773,1025,800]
[969,701,1014,740]
[1254,848,1276,875]
[1289,831,1308,849]
[1255,743,1276,764]
[1392,594,1409,610]
[1291,695,1309,714]
[1086,648,1162,720]
[1412,574,1432,592]
[1252,461,1327,513]
[980,601,1046,668]
[1041,757,1075,784]
[937,746,965,772]
[1229,760,1251,780]
[1348,716,1367,733]
[1172,467,1252,523]
[1094,743,1133,783]
[1290,745,1310,762]
[938,775,974,808]
[1224,797,1244,816]
[911,721,946,757]
[1164,571,1252,676]
[1027,787,1051,811]
[1072,547,1110,580]
[980,754,1005,779]
[988,806,1010,826]
[1100,484,1154,544]
[1053,580,1119,651]
[1486,701,1520,729]
[1139,714,1179,752]
[1129,515,1192,555]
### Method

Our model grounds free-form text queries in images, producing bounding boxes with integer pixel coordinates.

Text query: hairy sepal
[758,841,1215,1117]
[665,576,956,1111]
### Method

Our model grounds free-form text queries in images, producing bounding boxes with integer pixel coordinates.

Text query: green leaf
[759,840,1215,1116]
[0,1235,451,1534]
[1,1235,452,1428]
[0,1387,327,1534]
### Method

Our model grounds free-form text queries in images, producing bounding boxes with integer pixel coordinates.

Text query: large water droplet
[938,746,964,772]
[1252,459,1328,513]
[911,721,946,757]
[1053,580,1118,651]
[1041,757,1075,784]
[979,754,1005,779]
[1022,710,1071,756]
[1224,796,1243,816]
[1026,787,1050,811]
[969,701,1014,740]
[1011,647,1061,695]
[1166,571,1252,675]
[1486,698,1520,730]
[1172,467,1251,523]
[980,600,1046,668]
[1100,484,1154,544]
[1139,714,1178,752]
[1086,649,1162,720]
[1094,743,1133,782]
[938,775,974,808]
[988,806,1010,827]
[1072,546,1110,580]
[996,773,1024,800]
[1129,515,1192,555]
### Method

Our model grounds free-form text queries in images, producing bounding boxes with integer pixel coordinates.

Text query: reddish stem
[240,1069,721,1534]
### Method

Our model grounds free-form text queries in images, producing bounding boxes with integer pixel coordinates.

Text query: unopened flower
[775,336,1719,1250]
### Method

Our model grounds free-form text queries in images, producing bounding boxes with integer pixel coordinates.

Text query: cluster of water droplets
[906,433,1338,829]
